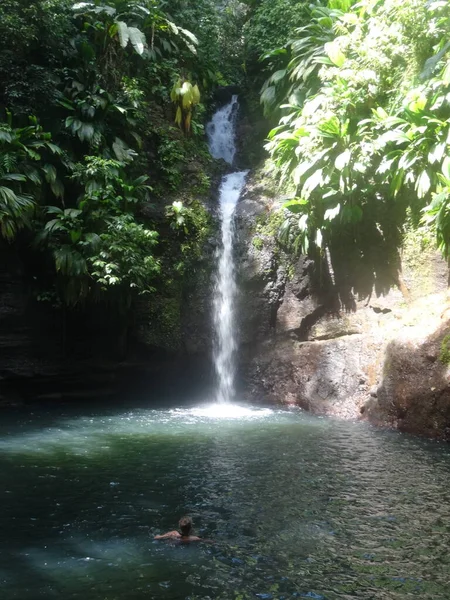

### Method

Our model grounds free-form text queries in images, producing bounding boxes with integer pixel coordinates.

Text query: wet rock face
[234,188,286,344]
[245,335,381,420]
[234,169,450,439]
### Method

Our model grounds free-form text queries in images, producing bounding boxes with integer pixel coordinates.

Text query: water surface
[1,402,449,600]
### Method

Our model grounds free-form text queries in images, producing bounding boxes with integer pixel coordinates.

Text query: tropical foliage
[262,0,450,289]
[0,0,229,355]
[3,0,450,355]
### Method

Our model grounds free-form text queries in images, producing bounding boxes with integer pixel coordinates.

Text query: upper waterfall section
[206,95,239,165]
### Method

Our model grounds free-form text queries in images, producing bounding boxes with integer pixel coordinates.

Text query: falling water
[206,94,239,163]
[207,96,248,404]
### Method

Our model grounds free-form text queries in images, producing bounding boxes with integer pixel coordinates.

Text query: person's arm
[154,530,180,540]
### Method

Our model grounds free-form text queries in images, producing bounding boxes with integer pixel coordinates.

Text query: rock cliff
[235,167,450,440]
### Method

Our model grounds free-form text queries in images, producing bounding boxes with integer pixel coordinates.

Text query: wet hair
[179,516,192,536]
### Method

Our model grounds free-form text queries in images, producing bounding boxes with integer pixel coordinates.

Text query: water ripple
[0,404,449,600]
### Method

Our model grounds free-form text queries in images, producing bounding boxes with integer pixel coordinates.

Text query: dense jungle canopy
[0,0,449,351]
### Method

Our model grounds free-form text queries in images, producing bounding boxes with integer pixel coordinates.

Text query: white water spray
[207,96,248,404]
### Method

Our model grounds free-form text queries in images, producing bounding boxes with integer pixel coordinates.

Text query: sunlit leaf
[442,156,450,181]
[191,85,201,105]
[284,199,308,213]
[179,27,198,47]
[324,204,341,221]
[428,142,446,165]
[443,59,450,86]
[128,27,146,55]
[166,20,179,35]
[416,170,431,198]
[335,149,351,170]
[117,21,129,48]
[315,229,323,248]
[324,41,345,67]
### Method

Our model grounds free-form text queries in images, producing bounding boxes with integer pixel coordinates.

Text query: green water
[1,401,449,600]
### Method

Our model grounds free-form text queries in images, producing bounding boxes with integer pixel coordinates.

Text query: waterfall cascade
[207,96,248,404]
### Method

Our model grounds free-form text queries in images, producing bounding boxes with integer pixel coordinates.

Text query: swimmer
[154,516,207,543]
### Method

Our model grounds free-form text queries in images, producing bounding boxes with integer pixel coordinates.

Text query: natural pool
[0,401,449,600]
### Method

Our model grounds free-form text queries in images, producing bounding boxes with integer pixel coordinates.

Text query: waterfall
[207,96,248,404]
[206,95,239,164]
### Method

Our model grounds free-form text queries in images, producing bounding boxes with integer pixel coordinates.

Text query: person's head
[179,516,192,536]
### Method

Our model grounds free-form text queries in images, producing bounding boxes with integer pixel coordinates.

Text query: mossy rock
[252,236,264,251]
[439,333,450,365]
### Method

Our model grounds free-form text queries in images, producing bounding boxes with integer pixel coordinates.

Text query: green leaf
[44,219,65,233]
[66,116,81,132]
[178,27,198,46]
[442,156,450,181]
[428,142,446,165]
[65,208,82,219]
[130,131,143,149]
[91,5,115,16]
[416,170,431,198]
[191,85,200,105]
[43,164,57,184]
[406,90,427,113]
[374,106,388,119]
[117,21,129,48]
[51,179,64,199]
[0,129,12,143]
[335,149,351,171]
[443,59,450,86]
[262,48,287,60]
[46,142,62,155]
[166,20,179,35]
[54,245,87,276]
[260,86,277,107]
[269,69,287,84]
[284,199,308,213]
[390,170,404,196]
[57,99,75,111]
[302,169,323,197]
[421,42,450,80]
[46,206,63,215]
[315,229,323,248]
[112,137,132,162]
[324,204,341,221]
[128,27,146,55]
[24,148,41,160]
[379,130,410,145]
[298,214,308,232]
[318,116,340,138]
[70,230,82,243]
[324,41,345,67]
[78,122,95,142]
[2,174,27,182]
[175,107,182,127]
